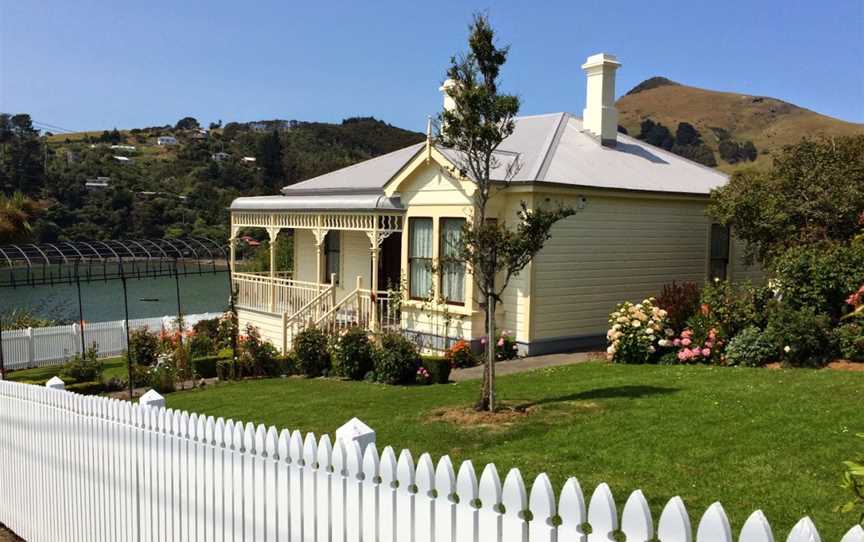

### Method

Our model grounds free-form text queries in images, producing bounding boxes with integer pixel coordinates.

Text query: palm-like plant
[0,191,39,244]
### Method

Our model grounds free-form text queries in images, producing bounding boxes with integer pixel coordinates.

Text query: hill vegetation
[617,78,864,173]
[0,114,424,243]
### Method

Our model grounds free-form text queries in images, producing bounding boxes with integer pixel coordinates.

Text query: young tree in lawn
[437,14,575,411]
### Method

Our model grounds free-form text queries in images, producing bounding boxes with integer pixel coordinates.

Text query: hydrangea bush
[607,298,674,364]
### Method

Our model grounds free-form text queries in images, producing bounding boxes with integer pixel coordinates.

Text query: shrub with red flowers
[445,340,477,368]
[655,281,701,332]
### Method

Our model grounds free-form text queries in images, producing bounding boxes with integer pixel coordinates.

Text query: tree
[675,122,702,146]
[175,117,200,131]
[257,128,284,189]
[718,139,741,163]
[438,14,575,411]
[741,140,758,161]
[709,135,864,262]
[637,118,674,150]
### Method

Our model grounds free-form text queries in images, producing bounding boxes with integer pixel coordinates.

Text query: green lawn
[5,357,129,384]
[167,362,863,539]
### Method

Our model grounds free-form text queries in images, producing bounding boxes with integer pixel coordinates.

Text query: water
[0,270,230,324]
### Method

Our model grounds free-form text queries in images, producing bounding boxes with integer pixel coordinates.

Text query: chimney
[439,78,457,113]
[581,53,621,147]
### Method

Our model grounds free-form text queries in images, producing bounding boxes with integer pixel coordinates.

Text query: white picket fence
[0,381,860,542]
[1,312,223,370]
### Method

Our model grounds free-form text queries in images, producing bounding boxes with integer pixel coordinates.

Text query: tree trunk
[476,290,497,412]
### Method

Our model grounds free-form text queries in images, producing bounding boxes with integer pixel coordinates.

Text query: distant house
[191,129,208,140]
[110,145,136,152]
[156,136,178,146]
[113,156,132,163]
[238,235,261,248]
[85,177,111,190]
[212,152,231,162]
[241,156,256,164]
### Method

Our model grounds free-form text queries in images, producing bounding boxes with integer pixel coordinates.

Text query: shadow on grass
[525,385,679,408]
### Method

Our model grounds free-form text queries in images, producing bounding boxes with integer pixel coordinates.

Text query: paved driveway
[450,351,602,381]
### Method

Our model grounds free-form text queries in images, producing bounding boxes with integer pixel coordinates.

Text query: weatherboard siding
[237,309,284,351]
[530,194,713,340]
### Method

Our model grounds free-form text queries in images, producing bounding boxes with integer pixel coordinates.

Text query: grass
[166,361,863,539]
[6,356,129,384]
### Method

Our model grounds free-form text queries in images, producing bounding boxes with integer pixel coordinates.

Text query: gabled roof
[281,113,727,197]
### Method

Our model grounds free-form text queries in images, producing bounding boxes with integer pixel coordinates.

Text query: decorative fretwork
[232,211,403,235]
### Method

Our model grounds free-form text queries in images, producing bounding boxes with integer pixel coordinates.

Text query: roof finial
[425,115,433,162]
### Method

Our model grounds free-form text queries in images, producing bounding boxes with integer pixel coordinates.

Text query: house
[212,152,231,162]
[110,144,137,152]
[156,136,178,146]
[241,156,257,164]
[228,53,761,355]
[113,155,132,163]
[85,177,111,190]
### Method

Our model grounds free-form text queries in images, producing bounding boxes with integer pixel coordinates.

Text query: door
[377,232,402,292]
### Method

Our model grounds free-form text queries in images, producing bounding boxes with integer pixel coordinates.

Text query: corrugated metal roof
[230,193,404,212]
[276,112,727,196]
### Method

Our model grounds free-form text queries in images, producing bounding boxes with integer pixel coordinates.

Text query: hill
[616,78,864,173]
[1,114,425,243]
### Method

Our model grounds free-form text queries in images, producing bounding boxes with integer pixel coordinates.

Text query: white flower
[648,346,656,353]
[632,320,641,328]
[612,324,621,331]
[606,345,616,354]
[783,345,791,353]
[645,328,654,335]
[658,339,670,348]
[665,328,675,337]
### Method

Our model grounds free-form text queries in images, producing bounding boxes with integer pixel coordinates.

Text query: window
[709,224,730,281]
[408,218,433,298]
[324,231,340,284]
[440,218,466,304]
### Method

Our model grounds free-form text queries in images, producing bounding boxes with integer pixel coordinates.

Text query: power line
[32,120,78,134]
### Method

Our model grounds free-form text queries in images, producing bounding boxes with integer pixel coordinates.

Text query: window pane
[709,224,730,281]
[440,218,465,303]
[409,218,433,298]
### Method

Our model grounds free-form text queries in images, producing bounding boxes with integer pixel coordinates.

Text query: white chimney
[581,53,621,147]
[439,78,457,113]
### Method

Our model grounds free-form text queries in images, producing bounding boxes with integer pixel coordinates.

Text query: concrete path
[450,351,602,381]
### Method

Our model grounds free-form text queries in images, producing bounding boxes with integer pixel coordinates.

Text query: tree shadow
[522,385,679,408]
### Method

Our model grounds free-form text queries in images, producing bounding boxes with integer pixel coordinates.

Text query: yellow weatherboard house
[229,53,761,355]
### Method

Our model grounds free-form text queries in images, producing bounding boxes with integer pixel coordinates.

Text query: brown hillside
[617,80,864,173]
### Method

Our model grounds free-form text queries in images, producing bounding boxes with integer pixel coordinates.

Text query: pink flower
[702,348,712,357]
[673,338,681,347]
[682,330,693,338]
[480,338,486,345]
[677,351,688,361]
[497,338,504,347]
[682,338,692,347]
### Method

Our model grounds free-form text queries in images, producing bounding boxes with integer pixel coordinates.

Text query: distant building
[65,151,80,164]
[212,152,231,162]
[156,136,178,146]
[110,144,136,152]
[113,156,132,163]
[85,177,111,190]
[241,156,257,164]
[191,129,208,140]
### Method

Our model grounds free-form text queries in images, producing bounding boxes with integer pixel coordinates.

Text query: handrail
[285,282,335,326]
[314,287,361,327]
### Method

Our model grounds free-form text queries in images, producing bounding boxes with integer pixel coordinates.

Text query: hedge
[421,356,452,385]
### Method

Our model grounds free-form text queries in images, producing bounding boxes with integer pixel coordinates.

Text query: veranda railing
[0,380,859,542]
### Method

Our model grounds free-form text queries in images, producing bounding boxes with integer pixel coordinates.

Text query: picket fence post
[26,327,34,366]
[45,376,65,390]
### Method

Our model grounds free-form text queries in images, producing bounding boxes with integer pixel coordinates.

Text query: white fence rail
[0,380,859,542]
[1,312,223,370]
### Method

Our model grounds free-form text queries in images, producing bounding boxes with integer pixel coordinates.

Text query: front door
[377,232,402,292]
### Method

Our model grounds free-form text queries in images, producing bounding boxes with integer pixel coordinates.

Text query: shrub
[445,340,477,368]
[763,303,834,367]
[193,317,220,342]
[670,315,724,364]
[606,298,673,364]
[837,432,864,525]
[724,326,777,367]
[415,365,432,385]
[293,326,331,377]
[700,280,772,337]
[374,332,420,384]
[332,327,374,380]
[217,311,239,349]
[771,243,864,320]
[834,323,864,362]
[239,325,283,377]
[655,281,701,332]
[192,356,220,379]
[172,343,194,382]
[127,327,160,366]
[495,331,519,361]
[188,333,216,358]
[421,356,452,384]
[66,381,105,395]
[148,361,177,393]
[59,346,103,383]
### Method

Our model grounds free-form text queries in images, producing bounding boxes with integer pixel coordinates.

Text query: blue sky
[1,0,862,133]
